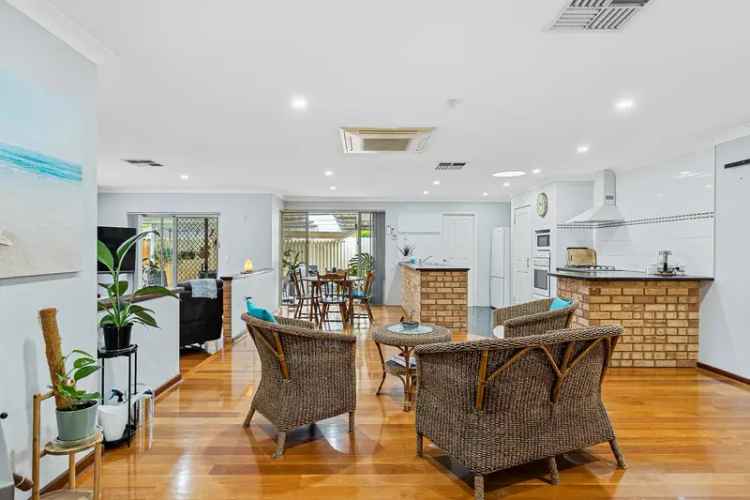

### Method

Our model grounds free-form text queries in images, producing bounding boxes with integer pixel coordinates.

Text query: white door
[442,214,476,306]
[490,276,506,308]
[512,206,532,304]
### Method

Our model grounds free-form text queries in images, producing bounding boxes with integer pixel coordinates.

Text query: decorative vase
[56,400,98,442]
[102,324,133,351]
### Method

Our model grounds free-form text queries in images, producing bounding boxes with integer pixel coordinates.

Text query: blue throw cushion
[549,297,572,311]
[245,298,277,323]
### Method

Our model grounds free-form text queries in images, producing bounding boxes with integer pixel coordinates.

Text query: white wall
[284,201,511,306]
[97,193,282,277]
[701,135,750,378]
[0,1,98,489]
[594,149,715,275]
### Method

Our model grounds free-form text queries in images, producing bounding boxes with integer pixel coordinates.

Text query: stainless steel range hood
[566,169,624,224]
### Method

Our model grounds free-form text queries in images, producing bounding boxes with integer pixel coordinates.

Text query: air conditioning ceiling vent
[435,162,468,171]
[340,127,434,154]
[549,0,652,31]
[124,159,164,167]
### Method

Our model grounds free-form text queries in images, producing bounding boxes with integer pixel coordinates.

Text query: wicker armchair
[493,298,578,338]
[414,326,626,500]
[241,314,357,458]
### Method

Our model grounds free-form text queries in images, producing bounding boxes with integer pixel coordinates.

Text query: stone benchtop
[398,262,470,272]
[549,270,714,281]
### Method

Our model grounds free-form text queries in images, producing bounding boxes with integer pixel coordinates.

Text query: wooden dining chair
[350,271,375,324]
[291,269,319,323]
[317,272,352,329]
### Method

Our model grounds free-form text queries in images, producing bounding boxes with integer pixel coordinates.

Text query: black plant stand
[98,344,139,447]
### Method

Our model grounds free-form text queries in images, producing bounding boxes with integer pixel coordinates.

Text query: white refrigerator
[490,227,511,309]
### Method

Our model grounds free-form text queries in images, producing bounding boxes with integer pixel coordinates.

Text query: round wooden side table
[372,323,451,411]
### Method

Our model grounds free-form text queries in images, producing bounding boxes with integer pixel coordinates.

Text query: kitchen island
[549,270,714,368]
[400,262,469,330]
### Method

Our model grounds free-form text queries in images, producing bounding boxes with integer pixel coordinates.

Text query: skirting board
[697,362,750,385]
[42,373,182,494]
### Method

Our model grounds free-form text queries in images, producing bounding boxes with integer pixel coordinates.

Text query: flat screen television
[97,226,137,273]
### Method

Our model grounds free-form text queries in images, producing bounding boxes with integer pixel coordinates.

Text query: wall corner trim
[6,0,116,65]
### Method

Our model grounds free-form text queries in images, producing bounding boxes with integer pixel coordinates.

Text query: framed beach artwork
[0,71,85,279]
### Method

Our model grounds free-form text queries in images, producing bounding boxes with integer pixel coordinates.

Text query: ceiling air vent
[124,159,165,167]
[549,0,652,31]
[340,127,434,154]
[435,162,467,171]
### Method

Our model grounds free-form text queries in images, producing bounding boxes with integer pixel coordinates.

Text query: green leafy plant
[349,252,374,276]
[98,230,178,330]
[282,249,303,276]
[53,349,100,410]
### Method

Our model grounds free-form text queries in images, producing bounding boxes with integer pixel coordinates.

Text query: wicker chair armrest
[492,299,552,326]
[502,304,577,338]
[275,316,316,329]
[242,313,356,344]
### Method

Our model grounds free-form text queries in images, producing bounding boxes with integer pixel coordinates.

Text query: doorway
[441,214,477,306]
[512,206,532,304]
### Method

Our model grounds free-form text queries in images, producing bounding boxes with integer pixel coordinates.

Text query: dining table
[301,275,365,327]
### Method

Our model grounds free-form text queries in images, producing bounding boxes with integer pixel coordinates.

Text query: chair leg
[242,403,255,428]
[609,438,627,469]
[416,432,423,457]
[365,301,374,322]
[547,456,560,485]
[346,411,355,433]
[272,432,286,459]
[474,474,485,500]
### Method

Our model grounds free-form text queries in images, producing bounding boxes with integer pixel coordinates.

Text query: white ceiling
[51,0,750,201]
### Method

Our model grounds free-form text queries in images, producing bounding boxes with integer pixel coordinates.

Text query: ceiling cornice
[6,0,116,65]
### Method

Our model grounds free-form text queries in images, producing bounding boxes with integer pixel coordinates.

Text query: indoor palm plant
[98,230,178,350]
[348,252,374,277]
[52,349,101,441]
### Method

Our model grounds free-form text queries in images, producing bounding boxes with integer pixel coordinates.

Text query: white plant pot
[98,403,129,442]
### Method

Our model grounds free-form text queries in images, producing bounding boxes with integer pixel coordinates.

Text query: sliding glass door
[137,214,219,288]
[281,211,384,303]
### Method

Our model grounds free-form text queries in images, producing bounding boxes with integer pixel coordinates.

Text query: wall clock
[536,192,549,217]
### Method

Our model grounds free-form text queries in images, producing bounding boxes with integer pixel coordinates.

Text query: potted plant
[52,349,100,441]
[98,230,178,350]
[348,252,374,277]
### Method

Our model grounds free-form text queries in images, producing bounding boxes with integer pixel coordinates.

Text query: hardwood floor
[75,306,750,499]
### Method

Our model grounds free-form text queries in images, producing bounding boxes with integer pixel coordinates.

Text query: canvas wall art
[0,71,85,279]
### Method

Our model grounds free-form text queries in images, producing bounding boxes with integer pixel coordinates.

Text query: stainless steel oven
[535,229,551,250]
[532,250,551,297]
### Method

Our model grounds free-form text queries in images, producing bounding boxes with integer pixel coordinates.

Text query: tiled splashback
[560,147,716,275]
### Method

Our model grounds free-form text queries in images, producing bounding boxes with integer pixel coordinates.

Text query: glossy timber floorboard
[74,306,750,499]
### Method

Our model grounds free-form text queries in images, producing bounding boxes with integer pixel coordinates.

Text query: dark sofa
[178,279,223,347]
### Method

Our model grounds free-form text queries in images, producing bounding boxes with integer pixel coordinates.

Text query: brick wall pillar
[222,277,232,342]
[558,278,701,368]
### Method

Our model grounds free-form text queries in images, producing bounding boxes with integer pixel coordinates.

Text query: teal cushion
[352,290,367,299]
[245,298,277,323]
[549,297,572,311]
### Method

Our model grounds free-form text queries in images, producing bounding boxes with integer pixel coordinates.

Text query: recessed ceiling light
[503,182,510,187]
[614,98,635,111]
[492,171,526,178]
[482,192,489,197]
[532,168,542,174]
[577,145,590,154]
[423,190,430,195]
[324,170,334,176]
[290,95,308,110]
[329,185,336,191]
[432,180,441,185]
[180,174,189,181]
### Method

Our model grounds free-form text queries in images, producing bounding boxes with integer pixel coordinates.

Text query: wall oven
[535,229,551,250]
[532,250,551,297]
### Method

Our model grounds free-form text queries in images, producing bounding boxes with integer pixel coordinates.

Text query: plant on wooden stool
[52,349,101,441]
[98,230,178,350]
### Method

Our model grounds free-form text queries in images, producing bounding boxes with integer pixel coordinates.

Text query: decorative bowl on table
[401,320,419,330]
